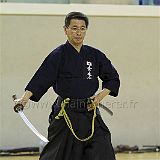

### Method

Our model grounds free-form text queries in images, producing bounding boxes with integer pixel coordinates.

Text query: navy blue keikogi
[25,41,120,160]
[25,41,119,101]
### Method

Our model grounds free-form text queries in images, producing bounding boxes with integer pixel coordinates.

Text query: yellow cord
[55,98,97,142]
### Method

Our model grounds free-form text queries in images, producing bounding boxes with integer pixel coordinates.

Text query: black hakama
[40,104,116,160]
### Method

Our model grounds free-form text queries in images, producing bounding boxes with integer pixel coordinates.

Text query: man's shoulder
[84,44,99,52]
[50,44,65,55]
[44,44,65,62]
[83,44,105,57]
[47,44,65,58]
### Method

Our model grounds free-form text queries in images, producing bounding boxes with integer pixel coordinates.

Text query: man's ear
[63,26,67,35]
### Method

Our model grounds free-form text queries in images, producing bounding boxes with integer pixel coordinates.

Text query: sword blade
[18,110,49,143]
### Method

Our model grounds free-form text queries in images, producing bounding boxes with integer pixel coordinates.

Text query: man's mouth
[75,37,82,40]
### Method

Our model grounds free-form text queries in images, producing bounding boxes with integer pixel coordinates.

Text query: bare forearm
[97,88,111,101]
[18,90,33,106]
[87,88,111,111]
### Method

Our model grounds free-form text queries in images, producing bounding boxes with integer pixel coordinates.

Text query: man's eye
[81,28,86,30]
[72,28,77,30]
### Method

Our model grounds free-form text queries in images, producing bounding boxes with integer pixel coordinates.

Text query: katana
[12,95,49,143]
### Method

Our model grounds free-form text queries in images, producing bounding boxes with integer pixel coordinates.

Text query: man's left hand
[87,88,111,111]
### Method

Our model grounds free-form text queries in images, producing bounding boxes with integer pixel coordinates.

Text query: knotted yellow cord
[55,98,97,142]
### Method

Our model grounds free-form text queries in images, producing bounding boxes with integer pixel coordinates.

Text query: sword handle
[12,94,24,113]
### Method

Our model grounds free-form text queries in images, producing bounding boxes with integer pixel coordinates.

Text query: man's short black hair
[65,12,89,28]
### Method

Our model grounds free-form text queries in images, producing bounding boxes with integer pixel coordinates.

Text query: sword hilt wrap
[12,94,24,113]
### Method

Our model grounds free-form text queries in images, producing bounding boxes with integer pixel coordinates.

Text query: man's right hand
[13,90,33,113]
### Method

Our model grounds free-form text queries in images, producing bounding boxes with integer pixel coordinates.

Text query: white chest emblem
[86,61,92,79]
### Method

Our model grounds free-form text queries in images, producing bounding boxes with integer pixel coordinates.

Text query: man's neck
[68,41,82,53]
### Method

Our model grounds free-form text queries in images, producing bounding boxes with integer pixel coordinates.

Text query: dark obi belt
[49,96,100,123]
[56,96,94,110]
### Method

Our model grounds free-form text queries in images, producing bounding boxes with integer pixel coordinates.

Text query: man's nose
[76,30,81,35]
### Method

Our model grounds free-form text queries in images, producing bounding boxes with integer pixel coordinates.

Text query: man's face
[64,19,87,46]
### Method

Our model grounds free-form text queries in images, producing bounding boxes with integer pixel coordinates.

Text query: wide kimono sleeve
[98,52,120,97]
[25,51,61,102]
